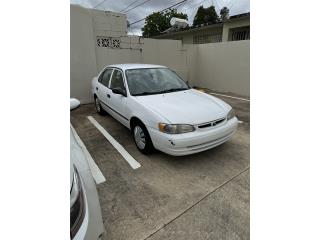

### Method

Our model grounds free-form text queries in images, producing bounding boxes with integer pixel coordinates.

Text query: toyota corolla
[91,64,238,156]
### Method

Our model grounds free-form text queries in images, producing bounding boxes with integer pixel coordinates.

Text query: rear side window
[110,70,125,90]
[98,68,113,87]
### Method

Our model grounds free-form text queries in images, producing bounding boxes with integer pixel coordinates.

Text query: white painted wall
[70,4,250,103]
[70,5,98,103]
[195,40,250,96]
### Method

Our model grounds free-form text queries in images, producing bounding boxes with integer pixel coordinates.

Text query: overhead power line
[119,0,141,13]
[123,0,155,14]
[93,0,109,9]
[183,0,210,12]
[175,0,190,10]
[129,0,187,26]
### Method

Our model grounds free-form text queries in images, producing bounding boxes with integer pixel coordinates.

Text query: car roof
[107,63,167,71]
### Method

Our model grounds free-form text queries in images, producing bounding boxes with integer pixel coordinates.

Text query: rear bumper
[148,117,238,156]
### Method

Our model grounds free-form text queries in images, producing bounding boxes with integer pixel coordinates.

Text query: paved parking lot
[71,92,250,240]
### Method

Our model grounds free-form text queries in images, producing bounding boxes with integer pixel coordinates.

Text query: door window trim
[98,68,114,88]
[109,68,127,94]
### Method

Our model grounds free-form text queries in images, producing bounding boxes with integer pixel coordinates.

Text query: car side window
[110,69,125,90]
[98,68,113,87]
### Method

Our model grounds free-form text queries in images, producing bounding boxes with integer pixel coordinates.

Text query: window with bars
[193,34,222,44]
[229,26,250,41]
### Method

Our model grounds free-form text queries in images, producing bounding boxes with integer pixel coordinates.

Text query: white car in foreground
[70,99,104,240]
[91,64,238,156]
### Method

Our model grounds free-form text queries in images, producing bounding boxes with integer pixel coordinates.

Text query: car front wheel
[95,97,105,115]
[133,123,154,154]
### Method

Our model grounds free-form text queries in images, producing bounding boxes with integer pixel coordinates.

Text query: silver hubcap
[95,98,101,112]
[134,126,146,150]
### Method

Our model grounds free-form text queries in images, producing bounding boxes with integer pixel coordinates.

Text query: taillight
[70,166,86,239]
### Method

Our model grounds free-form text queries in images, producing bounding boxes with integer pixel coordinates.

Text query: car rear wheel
[133,123,154,154]
[95,97,105,115]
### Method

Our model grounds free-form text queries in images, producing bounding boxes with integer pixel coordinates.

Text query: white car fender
[127,97,169,130]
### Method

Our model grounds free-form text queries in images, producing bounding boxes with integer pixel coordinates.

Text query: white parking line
[87,116,141,170]
[209,92,250,102]
[71,124,106,184]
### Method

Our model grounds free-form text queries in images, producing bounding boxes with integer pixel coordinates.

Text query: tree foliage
[220,7,230,21]
[193,5,219,26]
[142,9,188,37]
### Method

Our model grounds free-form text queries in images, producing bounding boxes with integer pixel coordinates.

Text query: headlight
[70,166,86,239]
[159,123,195,134]
[227,108,235,120]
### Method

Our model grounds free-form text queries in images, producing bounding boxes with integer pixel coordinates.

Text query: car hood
[135,89,229,124]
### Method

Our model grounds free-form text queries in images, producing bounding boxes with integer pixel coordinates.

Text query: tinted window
[110,70,125,90]
[98,68,113,87]
[125,68,189,96]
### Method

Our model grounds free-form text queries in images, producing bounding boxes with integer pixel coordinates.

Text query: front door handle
[96,87,98,91]
[107,94,110,98]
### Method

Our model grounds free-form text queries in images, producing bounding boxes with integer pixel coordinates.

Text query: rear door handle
[107,94,110,98]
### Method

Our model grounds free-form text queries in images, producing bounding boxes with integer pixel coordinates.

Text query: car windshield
[125,68,189,96]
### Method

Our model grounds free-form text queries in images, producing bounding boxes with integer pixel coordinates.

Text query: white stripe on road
[209,92,250,102]
[87,116,141,170]
[71,124,106,184]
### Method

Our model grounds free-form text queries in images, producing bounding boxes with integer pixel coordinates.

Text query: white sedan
[91,64,238,156]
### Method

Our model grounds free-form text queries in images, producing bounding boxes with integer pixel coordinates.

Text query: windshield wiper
[132,88,189,96]
[132,91,162,96]
[158,88,189,94]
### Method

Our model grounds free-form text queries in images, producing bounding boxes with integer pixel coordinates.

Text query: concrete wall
[95,36,143,72]
[70,5,98,103]
[94,37,190,77]
[91,9,127,37]
[195,40,250,96]
[70,4,250,103]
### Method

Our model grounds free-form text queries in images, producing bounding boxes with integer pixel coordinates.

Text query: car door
[96,68,113,111]
[108,69,129,125]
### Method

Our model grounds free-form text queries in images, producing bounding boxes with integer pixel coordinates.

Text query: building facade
[153,13,250,44]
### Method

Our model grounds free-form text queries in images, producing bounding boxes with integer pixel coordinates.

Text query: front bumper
[74,170,104,240]
[148,117,238,156]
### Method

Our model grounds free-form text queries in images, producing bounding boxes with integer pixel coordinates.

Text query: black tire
[94,96,106,115]
[132,121,154,154]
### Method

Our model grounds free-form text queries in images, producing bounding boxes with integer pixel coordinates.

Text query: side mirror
[112,88,127,97]
[70,98,80,110]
